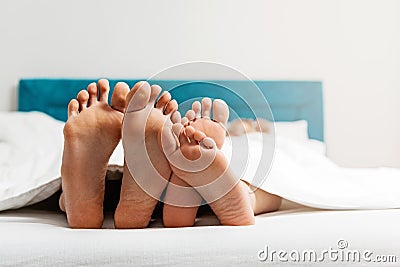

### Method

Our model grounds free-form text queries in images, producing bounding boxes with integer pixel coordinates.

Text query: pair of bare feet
[59,79,259,229]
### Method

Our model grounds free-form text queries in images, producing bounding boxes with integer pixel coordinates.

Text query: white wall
[0,0,399,167]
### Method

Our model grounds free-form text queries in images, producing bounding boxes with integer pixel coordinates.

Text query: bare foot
[60,79,129,228]
[162,123,255,226]
[114,81,178,229]
[163,98,229,227]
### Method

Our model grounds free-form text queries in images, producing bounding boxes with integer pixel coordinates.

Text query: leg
[114,82,178,228]
[246,183,282,215]
[60,79,129,228]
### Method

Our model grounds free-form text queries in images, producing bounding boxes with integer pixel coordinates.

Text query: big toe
[161,122,182,157]
[212,99,229,126]
[125,81,152,113]
[111,82,130,113]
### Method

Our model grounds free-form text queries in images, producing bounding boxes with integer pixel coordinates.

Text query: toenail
[162,100,171,113]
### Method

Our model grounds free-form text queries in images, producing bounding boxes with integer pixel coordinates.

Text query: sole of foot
[114,81,179,229]
[162,122,255,226]
[60,79,129,228]
[162,98,230,227]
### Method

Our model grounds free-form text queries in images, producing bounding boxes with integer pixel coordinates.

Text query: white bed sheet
[1,200,399,267]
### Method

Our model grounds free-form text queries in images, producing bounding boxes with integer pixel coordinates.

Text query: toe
[97,79,110,103]
[111,82,130,113]
[201,97,212,118]
[201,137,216,149]
[185,126,196,142]
[155,91,171,111]
[185,110,196,121]
[171,111,181,124]
[149,85,162,103]
[172,123,189,146]
[192,101,201,118]
[77,90,89,111]
[164,99,178,115]
[181,117,189,125]
[68,99,79,117]
[87,82,98,106]
[212,99,229,126]
[190,129,216,149]
[172,123,184,140]
[193,130,206,142]
[161,123,180,156]
[125,81,151,113]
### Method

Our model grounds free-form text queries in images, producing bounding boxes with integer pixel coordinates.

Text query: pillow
[305,139,327,155]
[228,119,310,144]
[274,120,309,144]
[274,120,327,155]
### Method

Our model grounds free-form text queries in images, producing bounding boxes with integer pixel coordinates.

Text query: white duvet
[225,133,400,209]
[0,112,399,211]
[0,112,123,210]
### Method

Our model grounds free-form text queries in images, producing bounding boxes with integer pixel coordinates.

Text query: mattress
[1,200,399,266]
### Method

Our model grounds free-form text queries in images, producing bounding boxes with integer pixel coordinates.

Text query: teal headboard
[18,79,324,141]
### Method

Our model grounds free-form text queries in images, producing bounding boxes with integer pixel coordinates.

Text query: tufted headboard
[18,79,324,141]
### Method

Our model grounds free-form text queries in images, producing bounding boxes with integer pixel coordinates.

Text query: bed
[1,79,399,266]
